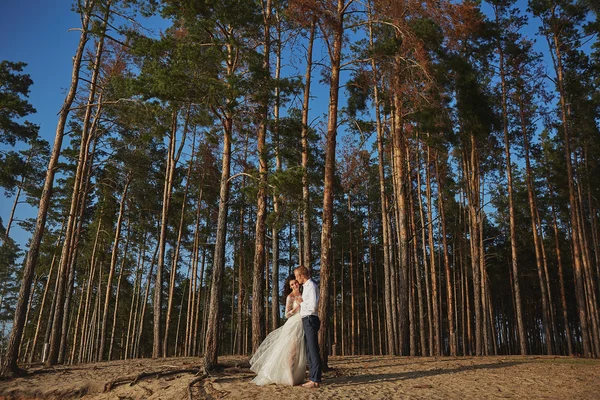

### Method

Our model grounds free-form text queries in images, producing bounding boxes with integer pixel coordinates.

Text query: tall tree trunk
[68,283,84,364]
[318,0,346,368]
[108,228,131,360]
[435,153,456,355]
[197,247,208,355]
[125,234,145,360]
[518,94,553,354]
[78,220,102,362]
[136,242,159,358]
[271,13,282,332]
[99,176,130,359]
[368,7,394,354]
[416,146,433,356]
[28,220,66,363]
[409,186,426,355]
[425,144,440,356]
[164,129,195,356]
[251,0,272,352]
[204,40,236,366]
[463,135,483,355]
[497,37,527,355]
[549,24,591,357]
[366,210,377,354]
[235,136,248,355]
[347,195,356,354]
[153,106,188,358]
[185,178,204,356]
[391,86,409,355]
[301,20,315,269]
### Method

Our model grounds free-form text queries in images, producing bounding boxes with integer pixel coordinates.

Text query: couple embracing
[250,266,322,389]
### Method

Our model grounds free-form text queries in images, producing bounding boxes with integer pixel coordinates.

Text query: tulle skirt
[250,313,306,386]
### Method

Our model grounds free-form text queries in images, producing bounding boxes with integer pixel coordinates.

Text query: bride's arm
[285,295,294,318]
[285,295,301,318]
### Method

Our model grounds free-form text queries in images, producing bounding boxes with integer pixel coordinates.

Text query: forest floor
[0,354,599,399]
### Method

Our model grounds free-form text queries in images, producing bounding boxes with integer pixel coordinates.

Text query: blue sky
[1,1,82,142]
[0,1,171,247]
[1,1,83,246]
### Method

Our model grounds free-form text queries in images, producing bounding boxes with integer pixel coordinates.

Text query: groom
[294,266,322,388]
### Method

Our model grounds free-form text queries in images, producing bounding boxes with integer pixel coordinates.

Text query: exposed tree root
[187,371,208,400]
[0,364,28,379]
[103,367,201,392]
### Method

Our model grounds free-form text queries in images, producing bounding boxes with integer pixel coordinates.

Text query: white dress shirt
[300,278,319,317]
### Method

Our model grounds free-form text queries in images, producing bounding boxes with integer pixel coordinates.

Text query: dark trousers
[302,315,322,383]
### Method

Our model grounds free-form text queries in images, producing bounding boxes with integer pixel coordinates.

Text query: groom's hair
[294,265,310,278]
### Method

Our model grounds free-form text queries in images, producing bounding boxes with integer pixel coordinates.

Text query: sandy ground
[1,355,599,399]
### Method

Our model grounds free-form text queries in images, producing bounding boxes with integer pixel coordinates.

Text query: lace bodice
[285,294,302,318]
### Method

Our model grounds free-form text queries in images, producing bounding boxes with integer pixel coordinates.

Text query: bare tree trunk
[361,230,370,355]
[416,146,433,356]
[19,275,39,361]
[154,106,188,358]
[576,180,600,356]
[341,246,345,355]
[99,177,130,359]
[164,129,195,356]
[518,95,552,354]
[204,44,235,366]
[271,13,282,332]
[185,177,204,356]
[28,221,66,363]
[347,195,356,354]
[235,142,247,354]
[109,228,131,360]
[67,283,84,364]
[409,189,426,356]
[125,235,145,360]
[366,207,377,354]
[391,87,409,355]
[196,247,207,356]
[78,220,102,363]
[435,153,456,355]
[463,135,482,355]
[175,276,188,357]
[251,0,272,352]
[370,22,394,354]
[136,243,159,358]
[425,144,440,355]
[301,20,315,269]
[318,0,346,368]
[497,38,527,355]
[551,31,591,357]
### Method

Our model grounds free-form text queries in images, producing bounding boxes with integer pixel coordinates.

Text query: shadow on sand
[329,361,523,386]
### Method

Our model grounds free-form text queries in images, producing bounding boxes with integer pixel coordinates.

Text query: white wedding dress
[250,294,306,386]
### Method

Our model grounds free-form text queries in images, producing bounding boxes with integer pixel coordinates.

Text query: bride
[250,276,306,386]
